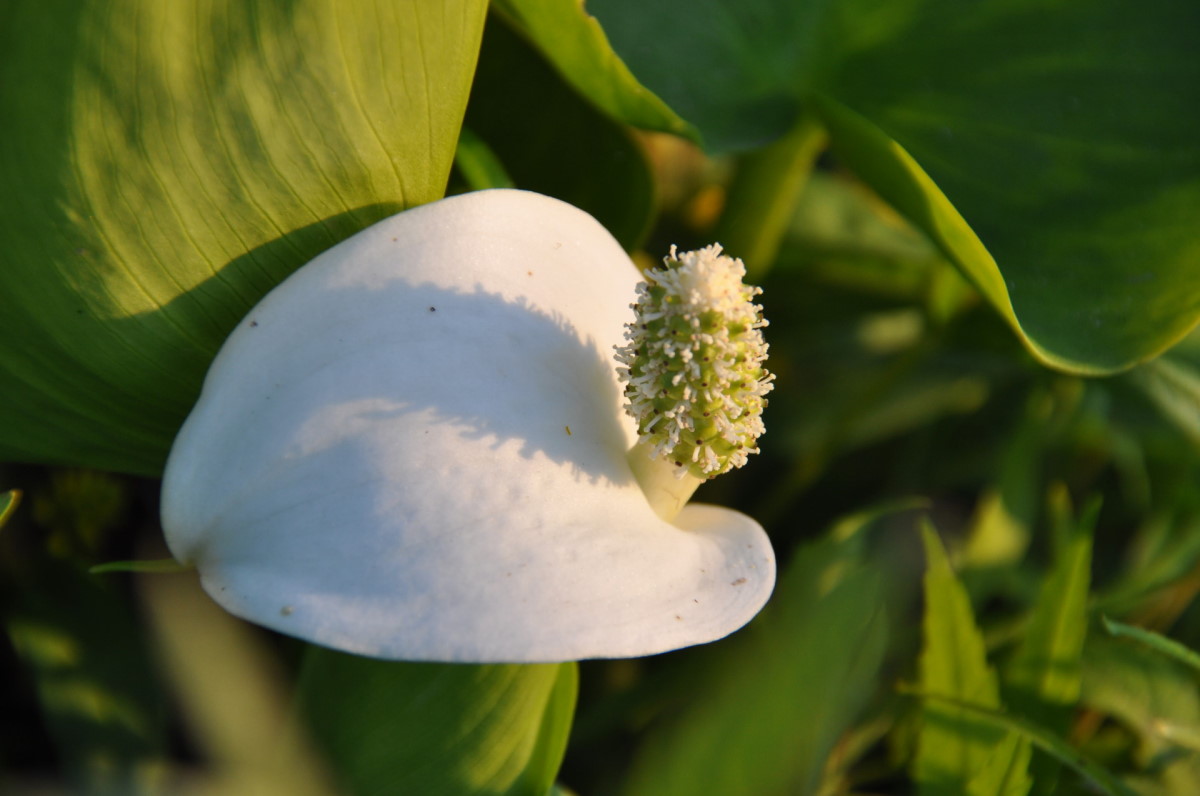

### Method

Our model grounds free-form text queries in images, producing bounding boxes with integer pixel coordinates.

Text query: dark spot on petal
[731,578,747,586]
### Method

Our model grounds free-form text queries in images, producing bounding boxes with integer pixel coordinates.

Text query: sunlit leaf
[298,650,577,796]
[915,522,1027,795]
[1005,508,1092,719]
[966,733,1032,796]
[910,691,1135,796]
[0,0,487,473]
[589,0,1200,373]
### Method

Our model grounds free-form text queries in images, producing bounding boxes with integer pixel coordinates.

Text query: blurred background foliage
[3,0,1200,793]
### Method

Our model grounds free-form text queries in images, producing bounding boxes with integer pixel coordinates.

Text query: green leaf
[492,0,697,141]
[89,559,193,575]
[916,522,1028,795]
[963,392,1055,569]
[622,508,892,796]
[1127,354,1200,449]
[1102,617,1200,676]
[6,562,169,789]
[460,12,655,250]
[1005,508,1093,720]
[715,115,828,277]
[137,570,335,794]
[1095,514,1200,616]
[298,650,577,796]
[909,691,1135,796]
[587,0,823,153]
[1081,634,1200,787]
[0,0,487,474]
[966,733,1032,796]
[784,171,943,269]
[589,0,1200,373]
[454,128,516,192]
[0,489,19,529]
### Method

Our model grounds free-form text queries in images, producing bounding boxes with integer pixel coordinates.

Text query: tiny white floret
[614,244,774,481]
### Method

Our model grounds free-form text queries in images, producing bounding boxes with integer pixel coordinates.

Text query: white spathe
[161,189,775,663]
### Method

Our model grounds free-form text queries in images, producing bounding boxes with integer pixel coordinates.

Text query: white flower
[160,189,775,663]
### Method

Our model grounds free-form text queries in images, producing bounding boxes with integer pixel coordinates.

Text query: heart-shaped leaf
[588,0,1200,374]
[0,0,487,473]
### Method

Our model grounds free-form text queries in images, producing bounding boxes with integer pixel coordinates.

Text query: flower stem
[627,439,705,522]
[713,113,827,280]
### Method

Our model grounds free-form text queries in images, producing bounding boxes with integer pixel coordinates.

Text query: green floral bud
[615,245,773,480]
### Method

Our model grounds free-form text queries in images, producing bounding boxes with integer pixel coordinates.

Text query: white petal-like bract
[161,190,775,663]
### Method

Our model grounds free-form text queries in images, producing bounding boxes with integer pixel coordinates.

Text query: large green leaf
[0,0,487,473]
[622,509,891,796]
[299,651,577,796]
[588,0,1200,374]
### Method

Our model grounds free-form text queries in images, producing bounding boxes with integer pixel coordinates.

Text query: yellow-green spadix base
[161,189,774,663]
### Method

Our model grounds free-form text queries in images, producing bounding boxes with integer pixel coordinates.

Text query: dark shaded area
[457,11,655,251]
